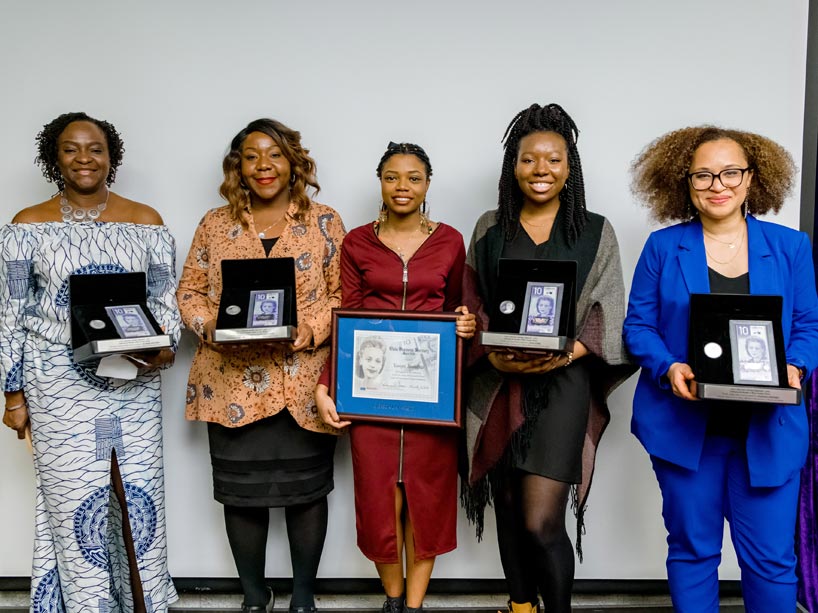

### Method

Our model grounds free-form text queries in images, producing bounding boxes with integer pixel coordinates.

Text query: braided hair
[497,103,588,243]
[35,112,124,191]
[376,142,433,178]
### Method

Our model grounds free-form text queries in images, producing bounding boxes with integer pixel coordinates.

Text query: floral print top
[178,201,344,432]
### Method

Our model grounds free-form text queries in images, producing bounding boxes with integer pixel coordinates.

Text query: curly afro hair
[35,112,124,191]
[630,126,796,223]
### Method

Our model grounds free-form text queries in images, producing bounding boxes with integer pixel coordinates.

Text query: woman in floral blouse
[178,118,344,613]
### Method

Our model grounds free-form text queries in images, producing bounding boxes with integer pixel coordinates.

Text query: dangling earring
[377,202,388,225]
[289,173,296,187]
[743,200,749,219]
[419,199,432,233]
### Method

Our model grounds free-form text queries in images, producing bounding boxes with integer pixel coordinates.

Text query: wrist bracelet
[564,351,574,367]
[5,402,25,411]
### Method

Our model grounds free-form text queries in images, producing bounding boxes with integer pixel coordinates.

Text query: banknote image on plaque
[480,259,576,353]
[331,309,462,427]
[69,272,172,363]
[519,282,563,336]
[687,293,799,405]
[106,305,154,339]
[729,320,777,386]
[247,290,284,328]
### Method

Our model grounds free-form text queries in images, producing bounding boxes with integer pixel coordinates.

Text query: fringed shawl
[460,208,636,560]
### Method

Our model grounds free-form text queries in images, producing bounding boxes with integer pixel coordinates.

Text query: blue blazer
[624,216,818,487]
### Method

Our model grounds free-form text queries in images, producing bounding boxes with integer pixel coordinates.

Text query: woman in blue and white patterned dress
[0,113,181,613]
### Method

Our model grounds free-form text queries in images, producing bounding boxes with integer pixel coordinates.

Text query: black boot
[382,594,405,613]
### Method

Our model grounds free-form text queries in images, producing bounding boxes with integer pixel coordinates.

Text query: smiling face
[379,154,430,217]
[515,131,569,210]
[56,121,111,195]
[240,131,292,207]
[359,345,385,378]
[688,138,753,223]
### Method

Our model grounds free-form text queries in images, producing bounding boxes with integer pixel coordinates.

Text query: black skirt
[514,362,591,484]
[207,410,337,507]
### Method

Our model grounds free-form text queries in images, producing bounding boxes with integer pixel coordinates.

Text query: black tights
[224,497,328,608]
[493,472,574,612]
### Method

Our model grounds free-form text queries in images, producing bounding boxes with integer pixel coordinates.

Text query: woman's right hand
[667,362,698,401]
[3,391,29,440]
[315,384,350,429]
[202,319,218,345]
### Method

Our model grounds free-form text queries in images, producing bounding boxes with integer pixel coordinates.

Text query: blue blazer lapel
[746,216,774,295]
[677,221,710,295]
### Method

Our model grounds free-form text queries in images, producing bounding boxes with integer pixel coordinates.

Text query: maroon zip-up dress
[338,221,464,562]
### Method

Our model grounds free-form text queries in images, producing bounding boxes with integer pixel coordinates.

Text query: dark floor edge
[0,577,743,596]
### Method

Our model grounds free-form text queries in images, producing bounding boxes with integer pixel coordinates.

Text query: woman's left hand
[454,306,477,339]
[787,364,803,390]
[292,323,315,352]
[488,350,571,374]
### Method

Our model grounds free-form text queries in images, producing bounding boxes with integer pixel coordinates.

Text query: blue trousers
[651,436,799,613]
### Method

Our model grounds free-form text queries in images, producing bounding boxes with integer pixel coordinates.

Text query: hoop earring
[240,179,248,190]
[289,173,296,187]
[378,202,388,225]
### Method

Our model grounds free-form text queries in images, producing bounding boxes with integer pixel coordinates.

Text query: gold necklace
[378,223,426,261]
[520,215,553,228]
[704,227,746,264]
[703,224,744,249]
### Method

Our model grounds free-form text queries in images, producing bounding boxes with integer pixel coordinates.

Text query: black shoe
[402,605,423,613]
[382,594,405,613]
[289,607,317,613]
[242,587,275,613]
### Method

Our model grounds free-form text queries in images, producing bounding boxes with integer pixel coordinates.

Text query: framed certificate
[331,309,463,427]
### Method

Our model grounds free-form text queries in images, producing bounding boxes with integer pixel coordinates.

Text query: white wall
[0,0,809,581]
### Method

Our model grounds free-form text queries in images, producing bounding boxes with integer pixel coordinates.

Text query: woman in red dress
[315,142,475,613]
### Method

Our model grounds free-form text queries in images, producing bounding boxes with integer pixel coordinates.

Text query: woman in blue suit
[624,126,818,612]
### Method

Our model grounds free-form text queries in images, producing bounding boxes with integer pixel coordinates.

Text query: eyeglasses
[687,168,750,191]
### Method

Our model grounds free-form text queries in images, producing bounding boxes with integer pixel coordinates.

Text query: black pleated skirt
[207,410,337,507]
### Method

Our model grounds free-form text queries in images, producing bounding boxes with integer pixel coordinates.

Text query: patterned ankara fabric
[177,202,344,432]
[0,222,181,613]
